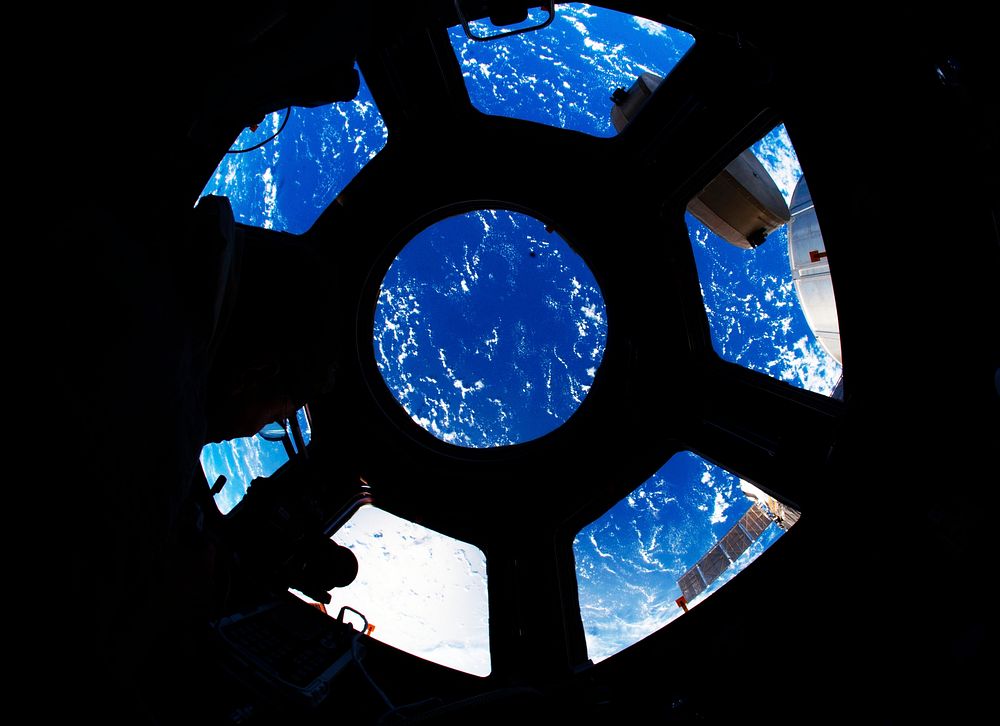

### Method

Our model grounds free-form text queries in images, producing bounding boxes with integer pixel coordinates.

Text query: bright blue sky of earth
[198,3,837,671]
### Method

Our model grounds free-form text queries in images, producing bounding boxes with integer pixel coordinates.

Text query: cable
[226,107,292,154]
[351,633,396,712]
[377,697,444,724]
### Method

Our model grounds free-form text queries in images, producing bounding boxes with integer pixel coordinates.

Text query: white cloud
[453,379,485,399]
[770,335,842,396]
[260,167,277,230]
[709,490,731,524]
[590,533,614,559]
[318,506,491,676]
[753,124,802,205]
[580,303,603,324]
[566,4,597,19]
[563,17,589,36]
[584,607,685,663]
[633,17,667,37]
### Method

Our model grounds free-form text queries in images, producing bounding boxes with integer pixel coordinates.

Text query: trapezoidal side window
[200,66,387,234]
[685,124,843,397]
[292,505,491,677]
[449,3,694,137]
[574,451,799,662]
[200,406,311,515]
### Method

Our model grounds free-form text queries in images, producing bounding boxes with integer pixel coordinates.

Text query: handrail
[453,1,555,42]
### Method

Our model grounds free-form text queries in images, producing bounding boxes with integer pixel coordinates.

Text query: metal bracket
[454,1,555,42]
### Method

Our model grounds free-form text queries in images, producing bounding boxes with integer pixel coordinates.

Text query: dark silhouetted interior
[34,1,996,723]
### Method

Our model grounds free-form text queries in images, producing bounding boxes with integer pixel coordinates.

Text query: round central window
[374,209,607,447]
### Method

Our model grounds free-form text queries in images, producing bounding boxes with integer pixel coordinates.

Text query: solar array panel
[676,503,780,606]
[720,526,752,561]
[740,503,772,539]
[697,544,731,584]
[678,568,707,602]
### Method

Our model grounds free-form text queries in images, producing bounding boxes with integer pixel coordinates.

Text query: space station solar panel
[676,502,780,605]
[720,526,752,561]
[678,568,706,602]
[740,504,772,539]
[697,545,731,585]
